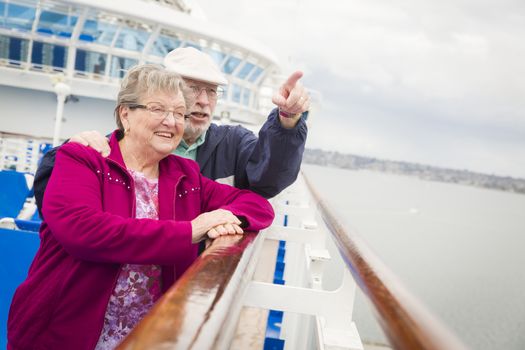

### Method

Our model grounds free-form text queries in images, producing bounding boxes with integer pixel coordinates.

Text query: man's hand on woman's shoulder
[69,130,110,157]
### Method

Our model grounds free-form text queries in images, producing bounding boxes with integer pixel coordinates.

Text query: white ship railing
[117,172,468,350]
[0,131,52,174]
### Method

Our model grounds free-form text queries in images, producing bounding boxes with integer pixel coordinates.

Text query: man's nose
[195,89,210,105]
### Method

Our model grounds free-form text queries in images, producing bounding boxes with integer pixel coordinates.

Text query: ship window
[236,62,255,79]
[3,3,35,31]
[114,27,149,52]
[248,66,263,83]
[110,56,138,78]
[0,2,4,26]
[31,41,68,70]
[37,10,78,37]
[220,85,228,100]
[222,56,241,74]
[232,84,242,103]
[207,49,225,67]
[150,35,181,57]
[0,35,7,58]
[0,35,29,64]
[80,19,118,46]
[242,88,251,106]
[184,42,201,50]
[75,50,107,76]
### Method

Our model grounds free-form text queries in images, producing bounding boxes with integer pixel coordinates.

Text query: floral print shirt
[95,170,162,349]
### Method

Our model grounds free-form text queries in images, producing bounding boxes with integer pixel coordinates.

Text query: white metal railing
[240,174,364,350]
[0,132,52,174]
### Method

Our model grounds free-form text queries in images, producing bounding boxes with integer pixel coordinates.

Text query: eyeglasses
[127,102,185,122]
[188,85,224,101]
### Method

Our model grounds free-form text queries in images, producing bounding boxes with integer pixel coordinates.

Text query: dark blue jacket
[34,108,307,214]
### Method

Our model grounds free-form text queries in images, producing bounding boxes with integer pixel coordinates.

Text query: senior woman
[7,64,274,350]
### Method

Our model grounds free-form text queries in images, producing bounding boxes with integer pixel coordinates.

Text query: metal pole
[52,82,70,147]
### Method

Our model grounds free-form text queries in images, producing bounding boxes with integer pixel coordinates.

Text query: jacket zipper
[89,158,136,349]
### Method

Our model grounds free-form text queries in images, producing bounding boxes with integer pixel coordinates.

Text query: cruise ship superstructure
[1,0,281,172]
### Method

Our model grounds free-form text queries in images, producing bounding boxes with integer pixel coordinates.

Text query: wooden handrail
[302,172,468,350]
[117,232,261,350]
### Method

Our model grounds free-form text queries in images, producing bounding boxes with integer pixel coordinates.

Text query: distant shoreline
[303,148,525,195]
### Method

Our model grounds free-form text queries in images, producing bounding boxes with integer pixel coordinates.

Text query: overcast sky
[198,0,525,178]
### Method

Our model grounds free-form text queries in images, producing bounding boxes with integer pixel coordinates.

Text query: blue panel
[75,49,86,71]
[0,171,29,218]
[266,310,284,337]
[14,219,41,232]
[263,337,285,350]
[52,45,65,68]
[36,28,53,35]
[274,261,285,280]
[30,209,41,221]
[31,41,43,64]
[8,37,21,61]
[277,247,286,261]
[79,33,94,42]
[0,228,40,349]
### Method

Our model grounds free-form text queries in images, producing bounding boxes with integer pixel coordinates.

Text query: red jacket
[8,131,274,350]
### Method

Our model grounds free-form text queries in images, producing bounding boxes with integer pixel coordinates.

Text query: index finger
[282,71,303,90]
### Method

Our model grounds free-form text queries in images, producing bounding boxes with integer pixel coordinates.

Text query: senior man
[34,48,309,215]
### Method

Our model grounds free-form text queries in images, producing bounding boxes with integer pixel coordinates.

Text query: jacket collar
[196,123,228,168]
[107,130,126,168]
[108,130,186,182]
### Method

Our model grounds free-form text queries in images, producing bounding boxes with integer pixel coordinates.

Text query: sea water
[302,164,525,350]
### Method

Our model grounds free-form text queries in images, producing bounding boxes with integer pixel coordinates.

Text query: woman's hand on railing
[207,222,244,239]
[191,209,242,243]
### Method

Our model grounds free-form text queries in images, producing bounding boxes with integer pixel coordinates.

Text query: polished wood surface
[303,172,468,350]
[117,233,258,350]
